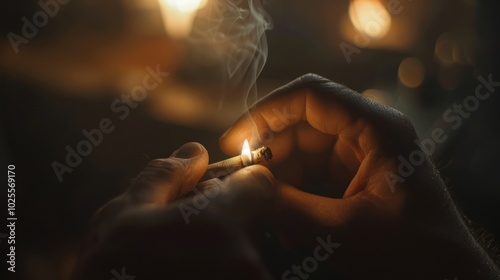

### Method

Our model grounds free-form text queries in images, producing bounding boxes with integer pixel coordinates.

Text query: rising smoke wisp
[190,0,273,109]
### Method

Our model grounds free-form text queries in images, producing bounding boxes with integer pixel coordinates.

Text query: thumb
[197,165,276,226]
[126,142,209,205]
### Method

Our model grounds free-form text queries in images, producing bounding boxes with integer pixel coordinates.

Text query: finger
[178,165,276,227]
[126,142,209,205]
[112,165,276,233]
[197,177,224,191]
[207,165,277,225]
[220,74,416,157]
[270,181,371,239]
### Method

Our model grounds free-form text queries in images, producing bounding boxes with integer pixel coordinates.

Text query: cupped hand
[220,74,499,279]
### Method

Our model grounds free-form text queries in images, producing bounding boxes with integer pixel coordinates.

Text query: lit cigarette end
[200,146,273,182]
[250,146,273,164]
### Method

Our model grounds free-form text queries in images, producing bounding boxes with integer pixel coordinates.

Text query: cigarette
[200,146,273,181]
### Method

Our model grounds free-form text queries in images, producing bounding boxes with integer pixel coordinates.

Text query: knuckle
[148,158,184,175]
[298,73,334,90]
[134,158,184,184]
[300,73,328,82]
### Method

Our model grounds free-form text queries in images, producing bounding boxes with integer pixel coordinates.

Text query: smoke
[190,0,272,109]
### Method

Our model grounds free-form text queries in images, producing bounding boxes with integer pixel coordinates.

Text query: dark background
[1,0,499,279]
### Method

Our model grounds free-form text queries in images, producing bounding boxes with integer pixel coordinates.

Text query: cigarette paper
[200,146,272,181]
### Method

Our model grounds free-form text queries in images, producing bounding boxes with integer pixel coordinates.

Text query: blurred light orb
[398,57,425,88]
[349,0,392,39]
[452,44,466,64]
[435,34,454,65]
[159,0,207,38]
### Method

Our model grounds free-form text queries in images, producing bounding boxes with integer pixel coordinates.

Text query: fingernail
[171,142,203,159]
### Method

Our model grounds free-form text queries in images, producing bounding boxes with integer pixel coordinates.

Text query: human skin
[73,74,499,280]
[71,142,277,280]
[220,74,500,280]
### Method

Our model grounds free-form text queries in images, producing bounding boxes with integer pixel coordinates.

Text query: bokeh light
[159,0,207,38]
[435,33,455,65]
[398,57,425,88]
[349,0,392,39]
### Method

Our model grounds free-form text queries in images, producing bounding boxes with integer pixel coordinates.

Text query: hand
[220,74,500,279]
[72,142,276,280]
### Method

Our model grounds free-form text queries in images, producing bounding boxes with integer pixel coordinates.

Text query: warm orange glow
[162,0,207,12]
[158,0,207,38]
[349,0,391,39]
[398,57,425,88]
[435,34,454,65]
[241,139,252,166]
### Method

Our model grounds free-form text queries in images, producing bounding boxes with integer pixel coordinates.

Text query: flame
[241,139,253,166]
[349,0,391,39]
[241,139,251,157]
[159,0,207,38]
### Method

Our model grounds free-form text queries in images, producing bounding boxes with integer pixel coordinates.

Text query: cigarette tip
[261,146,273,162]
